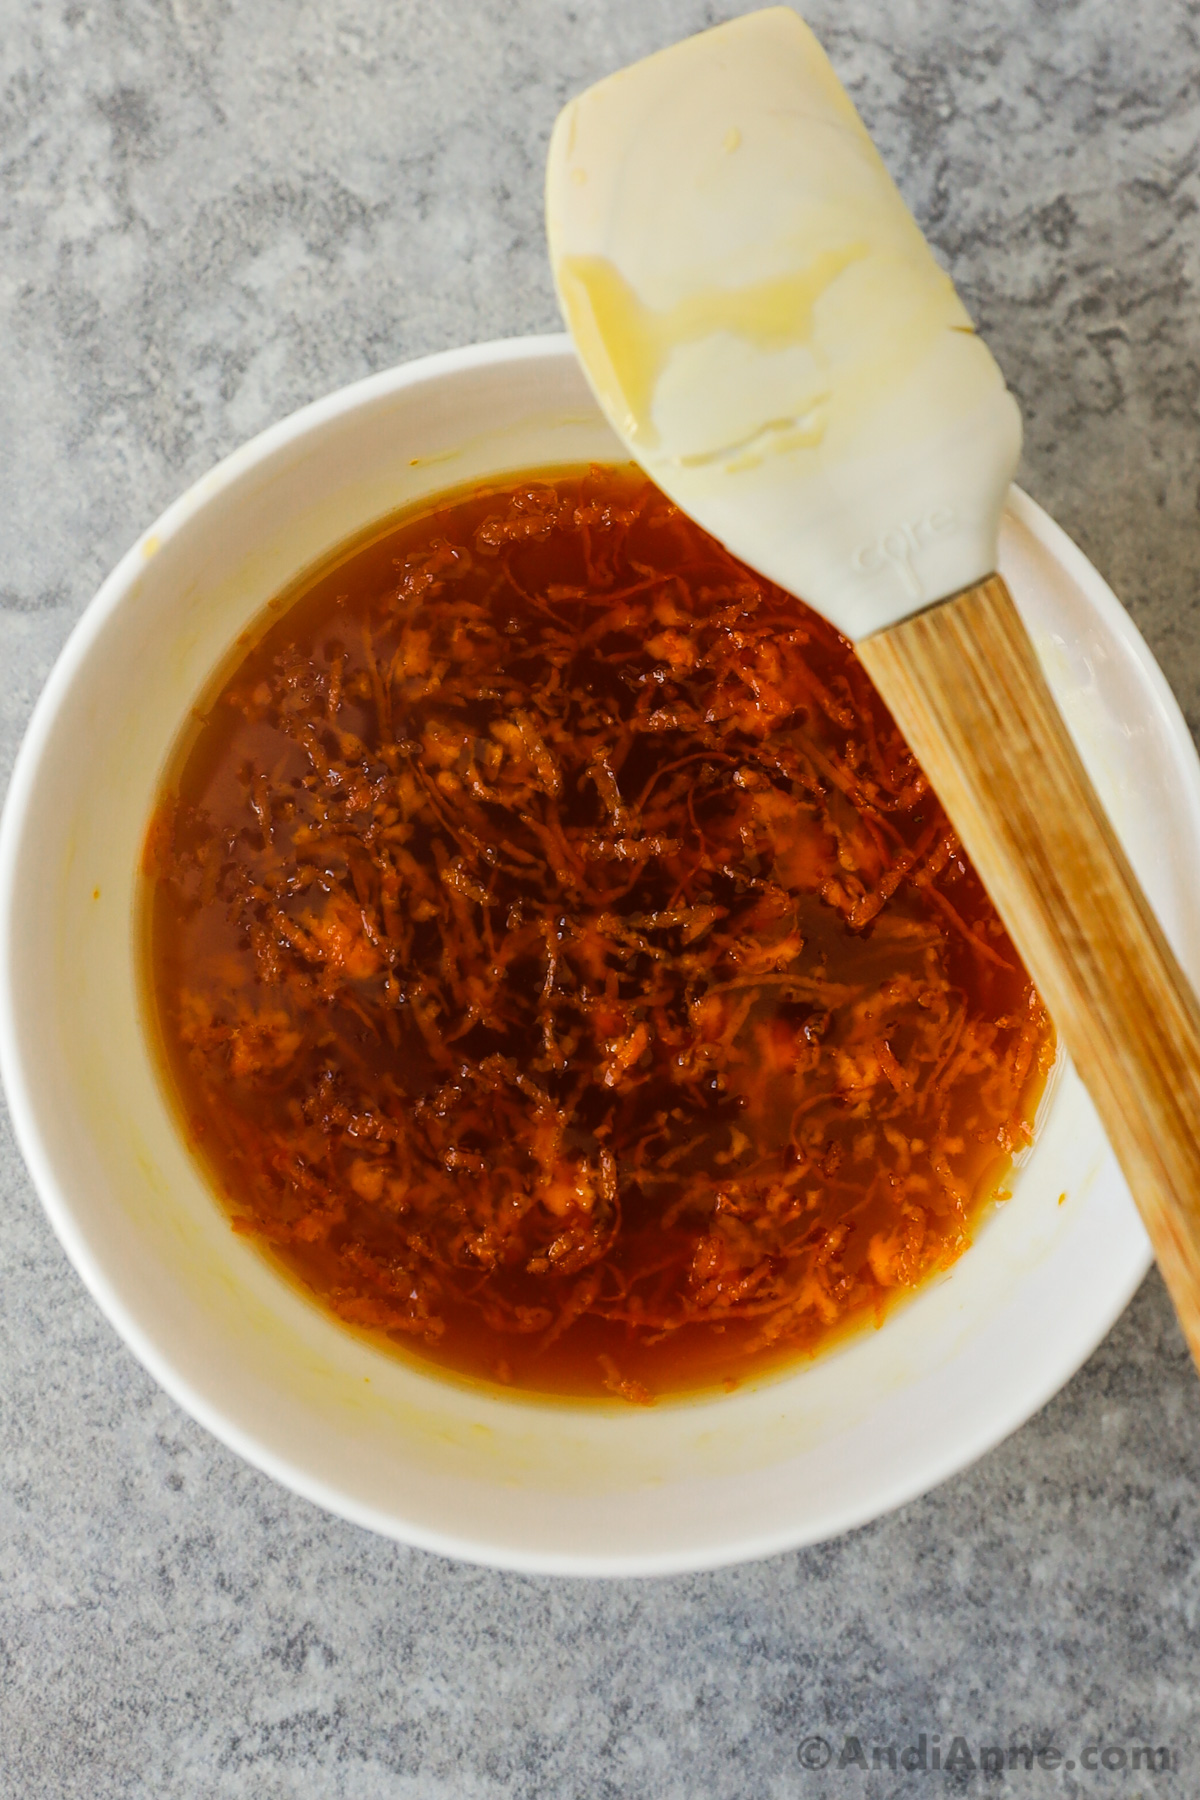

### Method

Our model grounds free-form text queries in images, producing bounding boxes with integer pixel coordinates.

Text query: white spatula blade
[546,6,1021,641]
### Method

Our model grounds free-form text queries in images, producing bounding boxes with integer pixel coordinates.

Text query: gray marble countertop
[4,2,1200,1794]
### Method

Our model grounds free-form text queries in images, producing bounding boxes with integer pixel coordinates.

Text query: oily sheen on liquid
[144,466,1053,1401]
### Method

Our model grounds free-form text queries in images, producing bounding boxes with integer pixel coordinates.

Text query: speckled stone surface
[3,1,1200,1793]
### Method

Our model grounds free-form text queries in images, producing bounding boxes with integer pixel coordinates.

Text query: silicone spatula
[546,6,1200,1363]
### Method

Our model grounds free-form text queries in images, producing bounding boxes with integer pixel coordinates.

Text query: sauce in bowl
[144,465,1053,1400]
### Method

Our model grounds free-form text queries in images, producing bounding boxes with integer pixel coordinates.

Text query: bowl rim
[0,333,1177,1575]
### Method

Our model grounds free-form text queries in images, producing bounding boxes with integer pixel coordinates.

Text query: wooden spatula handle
[857,574,1200,1364]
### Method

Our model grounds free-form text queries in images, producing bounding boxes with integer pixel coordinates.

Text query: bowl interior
[4,336,1194,1575]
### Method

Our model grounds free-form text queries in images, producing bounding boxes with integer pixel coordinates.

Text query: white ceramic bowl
[2,336,1197,1577]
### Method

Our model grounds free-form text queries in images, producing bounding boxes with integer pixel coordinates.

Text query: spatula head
[546,6,1021,641]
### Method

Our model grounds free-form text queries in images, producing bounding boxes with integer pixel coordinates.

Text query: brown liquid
[144,466,1054,1401]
